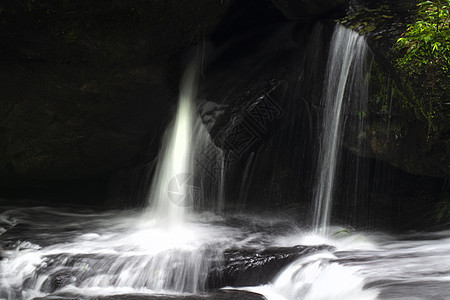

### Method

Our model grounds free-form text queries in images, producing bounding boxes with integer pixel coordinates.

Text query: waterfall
[144,62,226,225]
[145,64,198,225]
[313,24,370,231]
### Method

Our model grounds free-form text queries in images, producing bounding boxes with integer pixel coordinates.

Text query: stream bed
[1,202,449,300]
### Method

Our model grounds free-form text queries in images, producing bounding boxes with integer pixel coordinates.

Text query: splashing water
[244,253,379,300]
[0,63,231,300]
[0,207,238,299]
[2,205,450,300]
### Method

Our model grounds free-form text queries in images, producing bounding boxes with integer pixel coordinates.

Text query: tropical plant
[396,0,450,73]
[394,0,450,132]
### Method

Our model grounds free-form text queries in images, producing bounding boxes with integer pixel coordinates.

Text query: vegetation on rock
[338,2,450,183]
[394,0,450,134]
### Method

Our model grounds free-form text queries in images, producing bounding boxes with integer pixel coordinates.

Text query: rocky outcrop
[0,0,231,187]
[338,1,450,178]
[347,60,450,178]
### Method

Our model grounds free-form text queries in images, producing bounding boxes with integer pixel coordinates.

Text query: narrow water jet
[313,24,370,232]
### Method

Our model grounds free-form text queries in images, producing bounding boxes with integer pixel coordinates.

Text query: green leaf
[432,42,442,52]
[333,229,351,237]
[418,1,434,6]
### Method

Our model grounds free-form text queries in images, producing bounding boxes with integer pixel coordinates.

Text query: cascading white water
[145,63,226,223]
[0,69,230,298]
[0,63,236,300]
[242,251,379,300]
[3,205,450,300]
[313,24,370,231]
[0,207,238,299]
[145,64,198,226]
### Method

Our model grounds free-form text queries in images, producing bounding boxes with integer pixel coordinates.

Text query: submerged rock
[31,290,265,300]
[207,245,332,288]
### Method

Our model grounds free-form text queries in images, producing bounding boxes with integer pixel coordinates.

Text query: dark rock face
[199,82,285,154]
[271,0,348,19]
[0,0,231,187]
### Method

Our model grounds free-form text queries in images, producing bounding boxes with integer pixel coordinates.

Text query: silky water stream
[1,26,450,300]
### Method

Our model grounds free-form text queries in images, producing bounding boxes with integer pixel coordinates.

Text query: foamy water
[1,205,450,300]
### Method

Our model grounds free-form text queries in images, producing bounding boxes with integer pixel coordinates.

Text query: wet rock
[343,56,450,178]
[198,101,229,137]
[207,245,332,288]
[197,21,339,213]
[200,81,285,155]
[45,272,78,293]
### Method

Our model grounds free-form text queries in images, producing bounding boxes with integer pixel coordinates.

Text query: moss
[392,56,449,137]
[337,3,446,140]
[435,197,450,223]
[354,58,449,177]
[339,4,396,37]
[368,60,413,121]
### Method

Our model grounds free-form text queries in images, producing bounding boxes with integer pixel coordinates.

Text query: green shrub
[394,1,450,133]
[396,0,450,72]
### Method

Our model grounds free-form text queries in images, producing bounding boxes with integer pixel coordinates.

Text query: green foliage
[396,0,450,71]
[357,111,367,120]
[394,0,450,133]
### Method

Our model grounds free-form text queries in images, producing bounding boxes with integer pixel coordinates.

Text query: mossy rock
[345,59,450,178]
[338,1,450,178]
